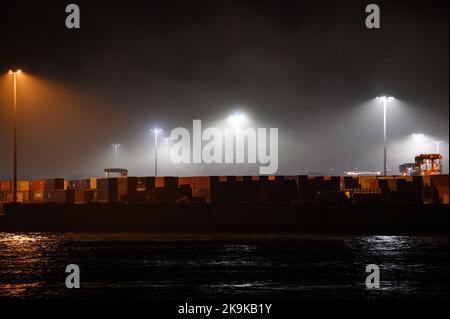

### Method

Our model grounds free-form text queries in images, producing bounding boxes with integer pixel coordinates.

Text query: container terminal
[0,170,448,233]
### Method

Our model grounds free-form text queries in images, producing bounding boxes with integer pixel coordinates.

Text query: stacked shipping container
[30,180,46,202]
[44,178,68,203]
[0,175,448,204]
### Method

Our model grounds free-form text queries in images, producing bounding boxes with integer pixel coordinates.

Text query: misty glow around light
[390,134,447,169]
[0,73,446,177]
[376,96,394,102]
[112,144,120,152]
[167,120,279,174]
[411,133,426,155]
[151,128,163,135]
[227,113,248,127]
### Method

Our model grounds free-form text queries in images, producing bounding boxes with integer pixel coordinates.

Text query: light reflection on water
[0,233,448,299]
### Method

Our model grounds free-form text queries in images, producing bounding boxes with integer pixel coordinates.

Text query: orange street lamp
[8,69,21,203]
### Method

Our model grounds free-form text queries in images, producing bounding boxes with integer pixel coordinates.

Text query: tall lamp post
[151,128,162,177]
[376,96,394,176]
[8,70,21,203]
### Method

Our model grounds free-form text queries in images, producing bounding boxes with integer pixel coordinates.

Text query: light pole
[432,140,444,154]
[151,128,162,177]
[227,113,248,175]
[8,70,21,203]
[376,96,394,176]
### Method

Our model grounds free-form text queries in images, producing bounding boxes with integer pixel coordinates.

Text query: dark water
[0,233,448,299]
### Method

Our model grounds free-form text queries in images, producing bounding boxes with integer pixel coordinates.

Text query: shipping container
[44,190,67,203]
[68,178,96,191]
[17,181,30,192]
[377,177,396,191]
[84,190,95,202]
[260,176,269,183]
[344,176,359,189]
[74,190,85,204]
[422,175,431,187]
[179,177,195,186]
[30,190,45,202]
[69,179,84,190]
[164,177,178,189]
[6,191,29,202]
[219,176,227,182]
[0,181,12,192]
[96,178,119,201]
[45,178,66,190]
[118,177,138,201]
[95,189,117,202]
[155,177,165,188]
[359,176,379,189]
[194,176,210,190]
[136,177,155,192]
[178,177,211,203]
[285,176,299,186]
[70,189,82,203]
[30,180,45,191]
[137,178,145,192]
[161,177,179,202]
[21,191,30,202]
[431,175,449,204]
[89,178,97,190]
[227,176,237,183]
[330,176,341,191]
[96,178,109,190]
[396,176,413,182]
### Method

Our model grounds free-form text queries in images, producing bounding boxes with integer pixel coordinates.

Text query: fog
[0,0,448,179]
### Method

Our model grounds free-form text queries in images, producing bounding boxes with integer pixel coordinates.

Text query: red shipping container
[30,180,46,191]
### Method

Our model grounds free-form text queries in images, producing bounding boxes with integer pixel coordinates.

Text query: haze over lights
[376,96,394,102]
[151,128,163,135]
[227,113,248,128]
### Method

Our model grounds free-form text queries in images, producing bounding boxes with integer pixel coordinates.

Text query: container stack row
[0,175,448,204]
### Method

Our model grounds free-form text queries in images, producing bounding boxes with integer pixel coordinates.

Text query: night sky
[0,0,448,178]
